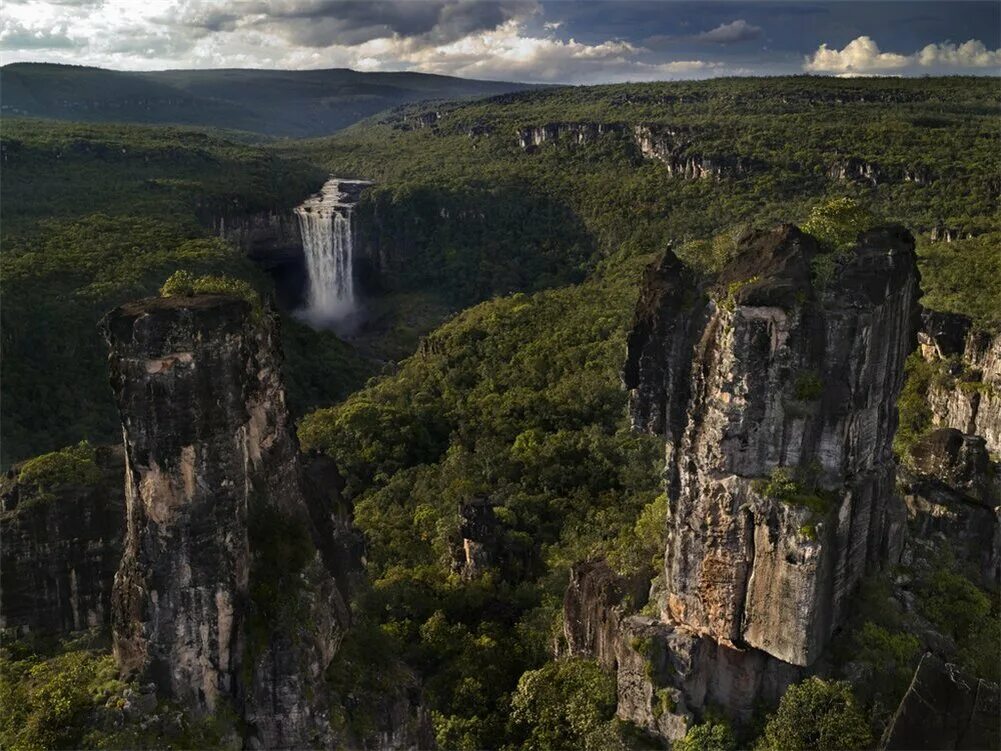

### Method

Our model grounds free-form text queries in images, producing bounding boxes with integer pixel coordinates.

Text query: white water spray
[295,177,367,325]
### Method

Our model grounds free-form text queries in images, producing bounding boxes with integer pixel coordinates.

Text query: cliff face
[629,224,920,666]
[102,294,348,747]
[632,124,753,179]
[899,428,1000,588]
[564,561,802,736]
[881,653,1000,751]
[920,312,1001,454]
[583,223,921,741]
[517,122,624,149]
[211,211,303,265]
[0,446,124,634]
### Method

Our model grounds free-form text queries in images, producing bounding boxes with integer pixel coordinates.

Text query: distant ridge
[0,63,540,137]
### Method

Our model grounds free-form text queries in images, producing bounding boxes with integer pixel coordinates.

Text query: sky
[1,1,999,83]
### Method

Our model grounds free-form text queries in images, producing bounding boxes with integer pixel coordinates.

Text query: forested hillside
[1,77,998,750]
[0,63,538,137]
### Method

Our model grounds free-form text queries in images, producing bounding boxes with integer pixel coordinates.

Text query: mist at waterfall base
[294,179,366,335]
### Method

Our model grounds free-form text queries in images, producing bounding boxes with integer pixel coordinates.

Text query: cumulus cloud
[0,18,82,50]
[694,19,762,44]
[0,0,732,83]
[805,35,1001,74]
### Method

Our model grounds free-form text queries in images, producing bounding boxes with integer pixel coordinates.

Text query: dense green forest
[2,77,999,749]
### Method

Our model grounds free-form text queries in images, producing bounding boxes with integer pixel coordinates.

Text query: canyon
[3,219,995,748]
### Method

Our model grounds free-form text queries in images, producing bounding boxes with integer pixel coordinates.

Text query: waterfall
[295,177,364,324]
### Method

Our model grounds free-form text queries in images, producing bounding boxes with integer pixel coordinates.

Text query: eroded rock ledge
[102,294,349,748]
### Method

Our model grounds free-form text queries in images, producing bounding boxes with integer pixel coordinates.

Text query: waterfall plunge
[295,178,364,326]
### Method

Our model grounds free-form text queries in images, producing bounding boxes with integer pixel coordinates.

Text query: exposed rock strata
[563,561,801,738]
[633,124,753,179]
[881,653,1000,750]
[629,224,920,666]
[102,294,348,747]
[211,210,302,265]
[827,157,884,186]
[0,446,125,634]
[919,311,1001,454]
[929,225,973,243]
[516,121,624,149]
[575,224,921,742]
[899,429,999,588]
[452,498,501,579]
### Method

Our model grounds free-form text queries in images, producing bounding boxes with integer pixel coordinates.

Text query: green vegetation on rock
[755,678,872,751]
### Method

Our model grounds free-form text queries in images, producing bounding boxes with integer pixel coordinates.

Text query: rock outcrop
[563,561,802,736]
[452,498,502,579]
[827,157,884,186]
[929,225,973,244]
[0,445,125,634]
[633,224,920,665]
[102,294,349,747]
[920,314,1001,454]
[588,223,921,742]
[881,653,1000,750]
[211,210,302,263]
[899,429,1000,588]
[517,121,624,149]
[633,124,753,179]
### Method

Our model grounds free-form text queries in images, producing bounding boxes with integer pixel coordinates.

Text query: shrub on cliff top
[16,441,101,506]
[802,197,877,253]
[160,269,260,312]
[755,678,872,751]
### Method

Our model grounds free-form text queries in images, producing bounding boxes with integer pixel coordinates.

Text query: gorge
[1,75,998,751]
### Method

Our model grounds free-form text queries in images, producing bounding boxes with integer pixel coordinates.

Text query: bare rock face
[827,157,884,186]
[900,428,1000,587]
[451,498,501,579]
[921,315,1001,454]
[881,653,1000,751]
[563,561,801,741]
[517,121,624,149]
[627,224,921,666]
[0,446,124,634]
[102,294,348,747]
[211,211,303,264]
[633,124,753,179]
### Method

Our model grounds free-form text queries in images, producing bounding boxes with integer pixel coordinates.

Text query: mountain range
[0,62,538,137]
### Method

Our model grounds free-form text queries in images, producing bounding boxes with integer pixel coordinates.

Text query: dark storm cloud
[179,0,538,47]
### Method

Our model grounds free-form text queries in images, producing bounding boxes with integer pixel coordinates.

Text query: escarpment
[572,223,922,741]
[102,294,349,748]
[632,124,754,179]
[515,121,756,179]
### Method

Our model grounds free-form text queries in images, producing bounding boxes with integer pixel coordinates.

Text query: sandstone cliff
[899,428,1000,588]
[0,445,124,634]
[919,310,1001,454]
[631,224,920,665]
[576,223,921,742]
[102,294,349,747]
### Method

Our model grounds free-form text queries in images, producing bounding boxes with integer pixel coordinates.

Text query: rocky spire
[102,293,348,747]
